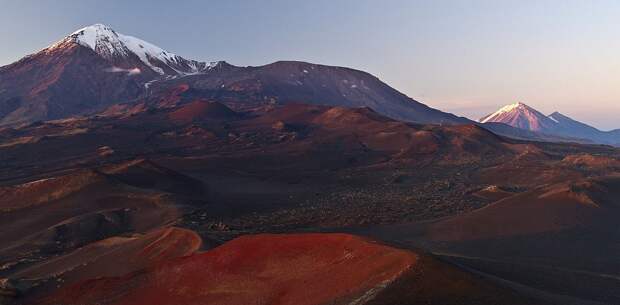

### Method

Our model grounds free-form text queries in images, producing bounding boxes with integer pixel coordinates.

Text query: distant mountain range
[480,102,620,146]
[0,24,617,146]
[0,24,468,127]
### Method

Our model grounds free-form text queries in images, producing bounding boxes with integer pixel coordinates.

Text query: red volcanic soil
[39,233,540,305]
[39,234,410,305]
[247,104,526,162]
[429,176,620,241]
[168,100,239,123]
[13,227,201,299]
[0,170,105,211]
[0,160,207,277]
[42,233,415,305]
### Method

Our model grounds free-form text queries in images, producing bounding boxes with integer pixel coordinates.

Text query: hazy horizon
[2,0,619,130]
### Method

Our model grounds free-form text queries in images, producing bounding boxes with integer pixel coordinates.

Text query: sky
[1,0,619,130]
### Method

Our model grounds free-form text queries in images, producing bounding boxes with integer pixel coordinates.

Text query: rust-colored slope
[42,233,415,305]
[0,159,209,280]
[14,227,200,281]
[13,227,200,299]
[0,170,105,211]
[40,233,540,305]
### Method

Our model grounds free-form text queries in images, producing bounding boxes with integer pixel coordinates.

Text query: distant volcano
[480,102,620,145]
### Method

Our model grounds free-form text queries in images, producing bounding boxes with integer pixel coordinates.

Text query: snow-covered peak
[52,24,216,76]
[69,24,120,52]
[480,102,530,123]
[479,102,557,132]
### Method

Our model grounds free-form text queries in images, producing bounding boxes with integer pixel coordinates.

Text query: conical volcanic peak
[49,23,217,76]
[479,102,556,132]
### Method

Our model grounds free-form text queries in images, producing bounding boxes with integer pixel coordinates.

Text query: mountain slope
[0,41,144,125]
[145,60,472,125]
[430,176,620,241]
[548,111,620,144]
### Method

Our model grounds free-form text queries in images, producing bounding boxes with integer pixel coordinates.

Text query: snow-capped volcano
[480,102,620,145]
[479,102,557,132]
[49,24,216,76]
[0,23,222,125]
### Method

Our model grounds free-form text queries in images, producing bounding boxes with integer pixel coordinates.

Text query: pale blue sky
[1,0,619,129]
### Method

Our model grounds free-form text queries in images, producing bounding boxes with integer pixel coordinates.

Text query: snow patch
[144,79,157,89]
[104,67,141,75]
[548,115,559,123]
